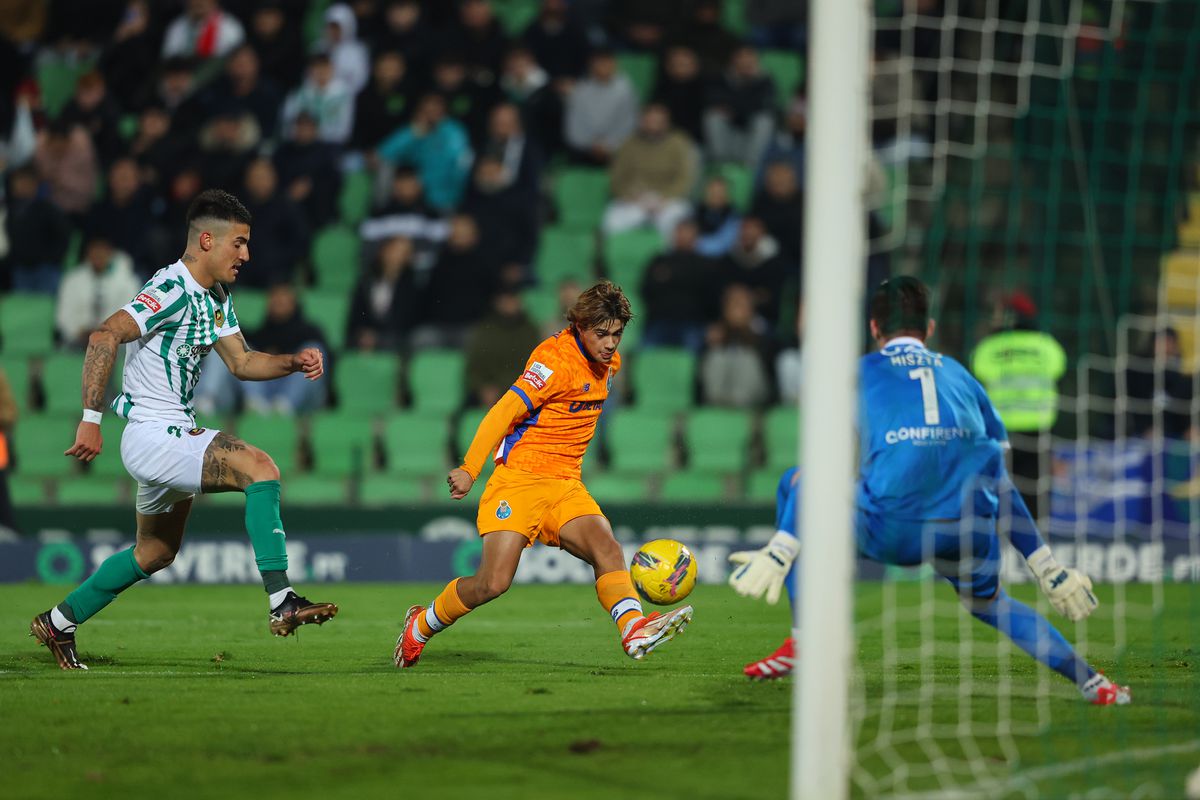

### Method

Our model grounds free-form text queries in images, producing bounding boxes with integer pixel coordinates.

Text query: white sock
[50,607,77,633]
[269,587,294,610]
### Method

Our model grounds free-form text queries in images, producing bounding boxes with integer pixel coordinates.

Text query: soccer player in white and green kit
[30,190,338,670]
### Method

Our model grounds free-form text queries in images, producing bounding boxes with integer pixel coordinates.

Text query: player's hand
[447,468,474,500]
[1027,545,1098,622]
[292,348,324,380]
[64,421,102,462]
[728,531,799,605]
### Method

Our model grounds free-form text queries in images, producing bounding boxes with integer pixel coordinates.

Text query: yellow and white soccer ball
[630,539,697,606]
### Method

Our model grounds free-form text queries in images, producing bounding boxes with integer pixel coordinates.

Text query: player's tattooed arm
[82,310,141,411]
[214,332,312,381]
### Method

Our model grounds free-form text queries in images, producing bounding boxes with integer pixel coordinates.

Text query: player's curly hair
[186,189,252,232]
[870,276,930,338]
[567,280,634,332]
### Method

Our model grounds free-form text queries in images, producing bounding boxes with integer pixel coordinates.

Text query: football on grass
[630,539,697,605]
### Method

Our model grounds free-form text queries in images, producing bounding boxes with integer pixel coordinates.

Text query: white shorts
[120,421,221,514]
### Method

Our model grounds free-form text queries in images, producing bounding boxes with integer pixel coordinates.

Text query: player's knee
[960,588,1001,615]
[247,448,280,483]
[479,572,513,601]
[594,535,625,571]
[134,540,178,574]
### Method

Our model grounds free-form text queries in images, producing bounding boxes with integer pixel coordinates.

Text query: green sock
[62,546,149,624]
[245,480,290,594]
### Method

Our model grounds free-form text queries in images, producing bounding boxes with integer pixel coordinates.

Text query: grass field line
[890,737,1200,799]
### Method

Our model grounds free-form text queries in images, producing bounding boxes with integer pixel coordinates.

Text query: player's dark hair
[568,280,634,332]
[869,276,930,338]
[185,189,252,234]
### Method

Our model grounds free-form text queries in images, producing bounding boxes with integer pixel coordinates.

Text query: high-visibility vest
[971,329,1067,432]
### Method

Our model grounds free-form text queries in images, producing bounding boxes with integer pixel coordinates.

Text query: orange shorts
[476,464,604,547]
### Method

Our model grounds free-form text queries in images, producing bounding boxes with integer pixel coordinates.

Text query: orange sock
[596,570,644,634]
[414,578,474,640]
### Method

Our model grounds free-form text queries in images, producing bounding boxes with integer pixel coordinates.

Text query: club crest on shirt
[214,309,225,328]
[188,427,207,436]
[496,500,512,520]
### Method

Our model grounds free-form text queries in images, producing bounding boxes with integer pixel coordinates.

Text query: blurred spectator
[413,214,497,349]
[352,50,413,151]
[640,219,717,353]
[239,158,307,288]
[0,366,15,532]
[522,0,590,83]
[360,167,448,271]
[499,46,560,155]
[747,0,807,50]
[1124,328,1194,440]
[247,1,306,90]
[607,0,686,51]
[197,109,260,193]
[55,236,141,348]
[347,235,420,351]
[694,176,741,257]
[129,105,191,191]
[481,102,541,198]
[151,57,208,139]
[369,0,431,72]
[162,0,245,60]
[671,0,740,77]
[85,157,160,275]
[59,71,122,165]
[429,53,502,147]
[602,103,695,241]
[4,166,70,293]
[776,309,803,404]
[462,154,538,268]
[700,284,773,408]
[274,111,341,229]
[99,1,160,112]
[564,48,638,166]
[200,44,284,138]
[377,93,473,213]
[652,45,708,144]
[34,120,98,217]
[319,3,371,94]
[0,92,37,177]
[704,46,777,169]
[751,160,803,263]
[441,0,509,81]
[465,290,544,407]
[718,217,788,328]
[281,54,355,145]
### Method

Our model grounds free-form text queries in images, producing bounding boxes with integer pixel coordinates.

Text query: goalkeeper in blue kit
[729,277,1129,705]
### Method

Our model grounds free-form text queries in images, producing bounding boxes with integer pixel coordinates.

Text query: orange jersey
[496,328,621,479]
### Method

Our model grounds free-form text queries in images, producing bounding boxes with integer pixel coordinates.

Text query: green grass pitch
[0,582,1196,799]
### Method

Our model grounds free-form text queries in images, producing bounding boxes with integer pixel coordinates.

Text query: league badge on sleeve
[521,361,554,390]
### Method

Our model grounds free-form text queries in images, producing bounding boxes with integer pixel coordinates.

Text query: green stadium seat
[745,468,783,502]
[534,227,597,286]
[762,406,800,470]
[303,0,333,49]
[721,0,748,35]
[41,353,86,415]
[631,349,695,413]
[198,490,246,507]
[659,471,726,503]
[383,412,450,475]
[761,51,804,109]
[685,408,752,473]
[310,225,362,291]
[37,60,84,117]
[0,293,56,357]
[338,170,373,225]
[455,407,489,458]
[584,471,651,503]
[301,290,350,351]
[522,289,562,328]
[283,474,350,506]
[13,415,77,477]
[553,168,610,230]
[57,477,128,506]
[231,289,268,331]
[335,352,400,414]
[493,0,541,35]
[618,290,644,351]
[408,349,465,415]
[711,163,753,211]
[616,53,656,103]
[360,474,426,505]
[309,413,374,476]
[4,358,31,414]
[9,474,49,505]
[235,414,301,475]
[603,229,663,288]
[608,409,675,473]
[90,415,129,478]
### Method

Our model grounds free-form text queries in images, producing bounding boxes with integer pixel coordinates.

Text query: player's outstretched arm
[448,391,529,500]
[214,333,324,382]
[65,310,141,462]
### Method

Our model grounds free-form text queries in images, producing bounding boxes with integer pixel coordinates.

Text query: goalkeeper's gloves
[728,531,799,605]
[1026,545,1098,621]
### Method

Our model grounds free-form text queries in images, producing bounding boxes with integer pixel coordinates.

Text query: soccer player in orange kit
[395,281,693,667]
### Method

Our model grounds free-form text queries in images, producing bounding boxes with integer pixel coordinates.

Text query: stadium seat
[407,349,465,415]
[335,352,400,414]
[57,477,128,506]
[608,409,675,473]
[13,415,76,477]
[584,471,651,503]
[761,51,804,109]
[553,168,610,230]
[37,60,84,117]
[762,406,800,470]
[684,408,752,473]
[283,474,350,506]
[338,170,373,225]
[659,471,726,503]
[493,0,541,34]
[235,414,301,475]
[4,358,31,414]
[41,353,86,415]
[89,416,130,478]
[455,407,489,459]
[310,225,362,292]
[631,349,696,413]
[616,53,657,102]
[231,289,268,331]
[0,293,56,357]
[383,412,450,475]
[721,0,748,35]
[522,289,562,328]
[603,229,663,288]
[8,474,49,505]
[533,227,597,286]
[309,413,375,476]
[360,474,426,505]
[745,467,783,502]
[711,162,753,211]
[300,290,350,351]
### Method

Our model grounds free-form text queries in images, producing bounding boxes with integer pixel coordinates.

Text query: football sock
[60,546,149,626]
[415,578,473,641]
[595,570,643,633]
[245,480,291,594]
[971,589,1094,687]
[268,586,294,610]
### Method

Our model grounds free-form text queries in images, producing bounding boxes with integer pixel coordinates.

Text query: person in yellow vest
[971,291,1066,520]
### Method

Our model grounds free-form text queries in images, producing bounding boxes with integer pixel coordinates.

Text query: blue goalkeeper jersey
[857,337,1008,520]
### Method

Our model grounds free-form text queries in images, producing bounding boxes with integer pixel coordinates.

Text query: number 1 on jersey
[908,367,940,425]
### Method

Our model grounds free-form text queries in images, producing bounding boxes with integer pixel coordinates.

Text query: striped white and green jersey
[111,260,241,425]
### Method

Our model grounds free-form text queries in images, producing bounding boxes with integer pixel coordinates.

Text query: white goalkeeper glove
[728,531,799,605]
[1026,545,1098,622]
